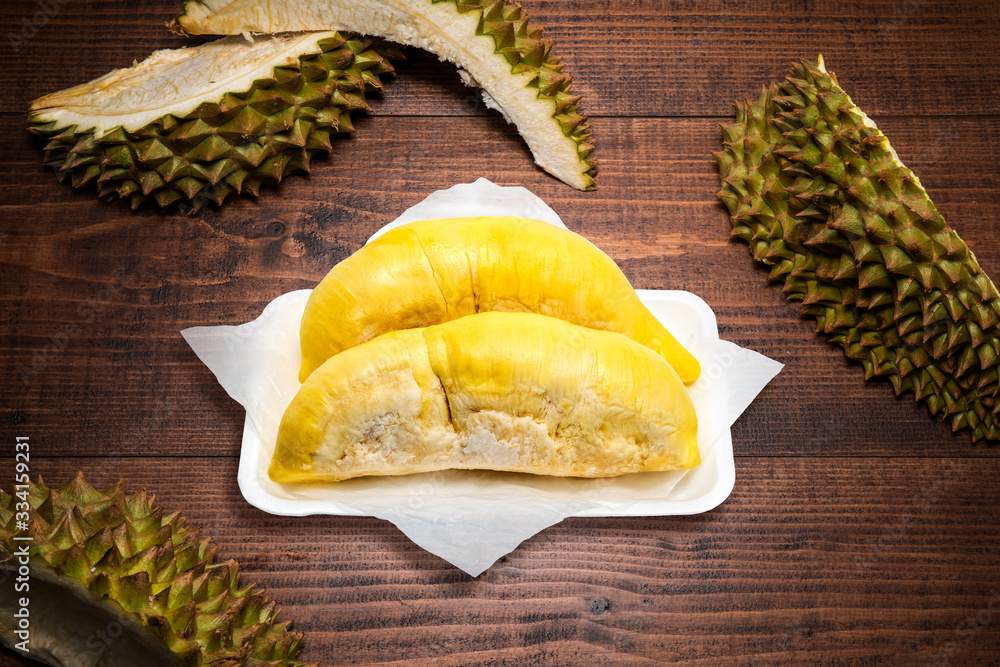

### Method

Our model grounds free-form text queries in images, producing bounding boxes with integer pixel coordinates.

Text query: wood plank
[2,1,999,664]
[2,113,999,457]
[2,0,999,117]
[0,456,997,665]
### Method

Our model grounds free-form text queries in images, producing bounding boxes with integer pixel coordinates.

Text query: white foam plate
[183,179,782,575]
[229,289,738,518]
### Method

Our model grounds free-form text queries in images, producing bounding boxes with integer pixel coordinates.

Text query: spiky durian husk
[28,33,401,212]
[715,56,1000,441]
[438,0,597,188]
[174,0,597,190]
[0,472,315,666]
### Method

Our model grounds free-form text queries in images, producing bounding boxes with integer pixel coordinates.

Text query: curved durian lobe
[271,312,699,483]
[298,215,701,385]
[175,0,597,190]
[715,55,1000,441]
[0,473,314,666]
[28,31,400,212]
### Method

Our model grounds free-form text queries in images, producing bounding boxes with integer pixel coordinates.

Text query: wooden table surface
[2,1,999,664]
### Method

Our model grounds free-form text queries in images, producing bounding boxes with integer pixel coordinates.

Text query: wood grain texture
[1,0,999,664]
[1,457,998,666]
[2,1,999,117]
[2,112,998,457]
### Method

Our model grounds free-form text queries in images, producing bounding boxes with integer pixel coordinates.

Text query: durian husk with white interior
[173,0,597,190]
[272,311,699,483]
[28,31,401,212]
[715,55,1000,441]
[0,473,315,666]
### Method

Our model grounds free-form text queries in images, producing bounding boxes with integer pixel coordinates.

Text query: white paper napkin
[182,178,783,576]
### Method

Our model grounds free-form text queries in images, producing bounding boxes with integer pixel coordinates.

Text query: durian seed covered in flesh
[298,216,701,385]
[273,311,699,483]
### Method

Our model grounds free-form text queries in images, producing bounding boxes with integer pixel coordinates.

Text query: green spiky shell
[28,33,401,212]
[436,0,597,188]
[0,472,315,666]
[175,0,596,190]
[715,55,1000,441]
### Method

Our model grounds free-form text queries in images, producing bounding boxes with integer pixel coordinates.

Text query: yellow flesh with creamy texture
[299,216,701,384]
[271,312,699,482]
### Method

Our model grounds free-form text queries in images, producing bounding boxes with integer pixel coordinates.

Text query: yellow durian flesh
[298,216,701,385]
[271,312,699,483]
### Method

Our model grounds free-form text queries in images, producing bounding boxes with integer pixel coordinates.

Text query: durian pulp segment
[298,216,701,384]
[271,312,699,483]
[30,32,340,137]
[176,0,597,190]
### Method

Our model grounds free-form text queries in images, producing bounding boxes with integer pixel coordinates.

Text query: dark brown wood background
[2,1,999,664]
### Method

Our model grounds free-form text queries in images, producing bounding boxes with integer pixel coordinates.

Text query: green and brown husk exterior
[0,473,314,665]
[174,0,597,190]
[29,33,401,212]
[715,56,1000,441]
[438,0,597,188]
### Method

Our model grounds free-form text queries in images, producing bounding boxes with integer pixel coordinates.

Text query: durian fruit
[29,31,401,212]
[173,0,597,191]
[715,55,1000,441]
[0,472,314,666]
[298,216,701,385]
[272,311,699,483]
